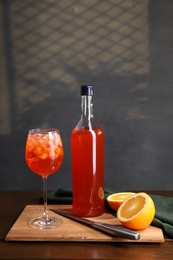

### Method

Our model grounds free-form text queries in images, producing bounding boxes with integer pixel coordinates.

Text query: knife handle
[92,222,140,240]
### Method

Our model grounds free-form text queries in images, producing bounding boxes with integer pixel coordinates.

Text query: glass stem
[42,176,49,220]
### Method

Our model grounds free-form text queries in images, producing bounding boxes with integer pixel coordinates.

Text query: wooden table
[0,190,173,259]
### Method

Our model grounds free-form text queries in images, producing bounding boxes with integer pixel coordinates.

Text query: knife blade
[51,209,140,240]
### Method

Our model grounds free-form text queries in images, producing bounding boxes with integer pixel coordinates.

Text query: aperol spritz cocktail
[25,128,64,229]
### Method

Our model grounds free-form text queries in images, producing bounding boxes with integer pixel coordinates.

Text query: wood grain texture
[5,205,164,243]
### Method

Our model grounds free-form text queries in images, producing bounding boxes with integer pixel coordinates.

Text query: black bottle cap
[81,85,94,96]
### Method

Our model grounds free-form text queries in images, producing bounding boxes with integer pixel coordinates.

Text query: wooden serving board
[5,205,164,243]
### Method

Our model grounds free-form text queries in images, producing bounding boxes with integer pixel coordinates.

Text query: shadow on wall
[1,0,173,190]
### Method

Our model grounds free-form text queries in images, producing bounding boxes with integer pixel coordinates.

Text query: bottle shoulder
[73,117,104,131]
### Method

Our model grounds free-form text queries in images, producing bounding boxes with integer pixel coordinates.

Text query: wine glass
[25,128,64,229]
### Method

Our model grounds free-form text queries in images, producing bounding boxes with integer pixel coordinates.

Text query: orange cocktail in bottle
[71,85,104,217]
[71,127,104,216]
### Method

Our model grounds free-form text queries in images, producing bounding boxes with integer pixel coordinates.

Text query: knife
[51,209,140,240]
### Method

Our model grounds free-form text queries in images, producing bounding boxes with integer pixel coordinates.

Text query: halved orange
[107,192,135,211]
[117,192,155,230]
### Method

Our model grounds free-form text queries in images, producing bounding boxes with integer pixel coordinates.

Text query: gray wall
[0,0,173,191]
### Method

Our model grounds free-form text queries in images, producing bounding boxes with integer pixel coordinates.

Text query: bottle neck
[81,95,93,119]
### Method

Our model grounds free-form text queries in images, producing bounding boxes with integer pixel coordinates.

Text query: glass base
[29,216,63,229]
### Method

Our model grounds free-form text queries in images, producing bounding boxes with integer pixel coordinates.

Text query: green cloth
[47,188,173,238]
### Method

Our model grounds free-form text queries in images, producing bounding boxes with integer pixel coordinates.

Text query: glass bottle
[71,85,104,217]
